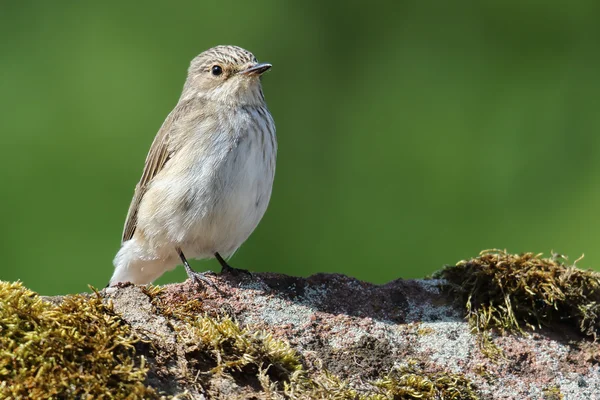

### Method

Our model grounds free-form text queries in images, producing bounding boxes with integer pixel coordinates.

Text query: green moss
[142,284,205,320]
[542,385,563,400]
[477,330,506,362]
[370,362,479,400]
[0,281,157,399]
[182,315,303,377]
[435,249,600,339]
[284,370,359,400]
[416,326,434,336]
[473,363,496,385]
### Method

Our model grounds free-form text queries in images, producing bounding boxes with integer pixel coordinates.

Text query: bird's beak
[238,63,272,76]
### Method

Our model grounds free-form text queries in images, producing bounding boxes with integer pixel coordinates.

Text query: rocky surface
[94,272,600,399]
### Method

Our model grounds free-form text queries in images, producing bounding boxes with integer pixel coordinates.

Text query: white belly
[136,108,276,261]
[182,133,274,257]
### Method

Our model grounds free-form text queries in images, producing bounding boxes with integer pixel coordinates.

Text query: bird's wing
[121,98,198,243]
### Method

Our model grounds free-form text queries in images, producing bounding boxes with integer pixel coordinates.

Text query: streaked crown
[191,45,258,72]
[182,45,269,106]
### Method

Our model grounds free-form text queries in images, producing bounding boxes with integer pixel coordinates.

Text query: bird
[109,45,276,286]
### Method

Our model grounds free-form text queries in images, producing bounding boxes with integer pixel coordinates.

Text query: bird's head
[182,45,271,106]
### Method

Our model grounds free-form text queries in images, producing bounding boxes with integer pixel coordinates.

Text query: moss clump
[0,281,157,399]
[370,362,479,400]
[143,284,206,320]
[183,315,302,378]
[542,385,563,400]
[435,250,600,339]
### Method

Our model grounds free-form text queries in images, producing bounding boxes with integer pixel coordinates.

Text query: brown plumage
[110,46,276,286]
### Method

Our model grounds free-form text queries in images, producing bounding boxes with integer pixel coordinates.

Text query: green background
[1,1,599,295]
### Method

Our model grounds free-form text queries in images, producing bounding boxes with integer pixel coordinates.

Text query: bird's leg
[215,252,251,276]
[177,247,216,288]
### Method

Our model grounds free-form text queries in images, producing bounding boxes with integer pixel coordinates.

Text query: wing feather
[121,98,199,242]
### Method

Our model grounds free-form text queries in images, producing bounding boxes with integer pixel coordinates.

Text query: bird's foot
[187,270,218,289]
[177,247,218,289]
[215,252,252,277]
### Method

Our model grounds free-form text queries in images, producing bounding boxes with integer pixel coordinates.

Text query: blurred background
[1,1,599,295]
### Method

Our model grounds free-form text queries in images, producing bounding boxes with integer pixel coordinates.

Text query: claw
[188,271,217,289]
[177,247,217,289]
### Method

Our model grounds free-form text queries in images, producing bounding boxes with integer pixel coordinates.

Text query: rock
[2,253,599,399]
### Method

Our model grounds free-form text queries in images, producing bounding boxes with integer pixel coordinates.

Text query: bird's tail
[110,238,176,286]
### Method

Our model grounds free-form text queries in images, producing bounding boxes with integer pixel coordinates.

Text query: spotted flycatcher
[110,45,276,286]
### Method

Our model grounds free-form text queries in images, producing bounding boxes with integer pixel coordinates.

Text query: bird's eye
[211,65,223,76]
